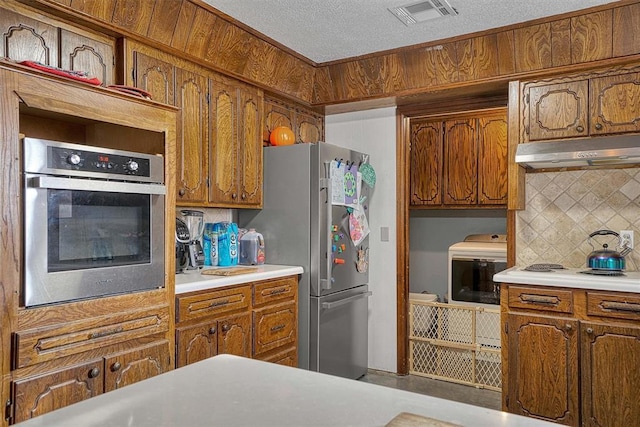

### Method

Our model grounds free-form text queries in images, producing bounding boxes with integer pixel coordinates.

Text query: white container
[239,228,265,265]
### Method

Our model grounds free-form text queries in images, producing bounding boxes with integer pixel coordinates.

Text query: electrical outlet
[620,230,634,249]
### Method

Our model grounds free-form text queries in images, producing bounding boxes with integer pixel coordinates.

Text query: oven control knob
[125,160,139,172]
[67,153,81,165]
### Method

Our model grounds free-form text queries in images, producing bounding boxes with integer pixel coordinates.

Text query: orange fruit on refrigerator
[269,126,295,146]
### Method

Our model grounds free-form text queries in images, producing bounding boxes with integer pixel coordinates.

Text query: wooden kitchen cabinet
[522,67,640,142]
[264,95,324,144]
[10,340,170,424]
[175,277,298,369]
[502,284,640,427]
[0,3,115,86]
[210,73,263,208]
[10,359,104,424]
[410,110,507,208]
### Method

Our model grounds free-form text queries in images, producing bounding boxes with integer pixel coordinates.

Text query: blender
[180,209,205,269]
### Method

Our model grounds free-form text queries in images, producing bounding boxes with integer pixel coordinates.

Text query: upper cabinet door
[443,119,477,205]
[0,8,58,65]
[133,51,175,105]
[239,86,263,207]
[590,72,640,135]
[410,119,442,206]
[59,29,114,86]
[175,67,209,204]
[478,114,508,205]
[526,80,589,141]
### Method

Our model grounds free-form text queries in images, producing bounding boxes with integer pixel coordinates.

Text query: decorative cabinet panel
[502,284,640,427]
[522,68,640,142]
[253,302,296,356]
[103,340,171,392]
[175,312,251,368]
[0,5,115,86]
[210,73,263,208]
[11,359,103,424]
[410,110,507,208]
[264,95,324,144]
[133,51,175,106]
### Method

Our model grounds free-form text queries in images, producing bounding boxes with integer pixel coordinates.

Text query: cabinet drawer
[176,286,251,323]
[253,302,297,356]
[253,276,297,307]
[258,346,297,367]
[508,286,574,314]
[586,291,640,321]
[14,306,170,369]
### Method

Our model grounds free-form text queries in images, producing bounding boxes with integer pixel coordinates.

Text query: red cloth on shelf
[19,60,102,85]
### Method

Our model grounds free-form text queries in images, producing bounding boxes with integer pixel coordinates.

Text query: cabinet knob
[110,362,121,372]
[221,323,231,332]
[595,123,603,130]
[565,324,572,331]
[241,193,246,200]
[576,125,584,133]
[178,188,186,197]
[209,327,217,335]
[232,193,237,199]
[586,327,594,334]
[88,367,100,378]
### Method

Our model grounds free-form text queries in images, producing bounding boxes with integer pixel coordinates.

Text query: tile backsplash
[516,168,640,271]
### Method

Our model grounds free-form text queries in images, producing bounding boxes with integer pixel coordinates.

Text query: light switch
[380,226,390,242]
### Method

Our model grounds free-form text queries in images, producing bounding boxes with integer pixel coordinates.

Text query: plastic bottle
[239,229,265,265]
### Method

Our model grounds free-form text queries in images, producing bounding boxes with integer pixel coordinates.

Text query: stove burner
[524,263,566,272]
[579,269,626,277]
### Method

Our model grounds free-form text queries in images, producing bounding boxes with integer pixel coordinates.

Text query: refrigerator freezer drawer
[310,285,370,379]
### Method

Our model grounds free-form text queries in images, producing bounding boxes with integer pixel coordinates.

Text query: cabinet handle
[270,324,286,332]
[178,188,186,196]
[241,193,246,200]
[210,299,230,308]
[209,327,217,335]
[595,123,603,130]
[88,367,100,378]
[89,326,124,339]
[110,362,121,372]
[565,324,572,331]
[600,301,640,313]
[586,327,594,334]
[268,288,287,296]
[232,193,237,199]
[221,323,231,332]
[519,294,559,306]
[576,125,584,133]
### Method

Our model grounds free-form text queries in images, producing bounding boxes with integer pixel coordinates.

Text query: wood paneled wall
[22,0,640,107]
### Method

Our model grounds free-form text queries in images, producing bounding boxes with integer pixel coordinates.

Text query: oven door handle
[28,176,166,195]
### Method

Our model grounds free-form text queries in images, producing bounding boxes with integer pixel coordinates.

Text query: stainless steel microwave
[22,138,166,307]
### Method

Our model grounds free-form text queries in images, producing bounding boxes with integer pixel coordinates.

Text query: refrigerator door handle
[320,175,332,291]
[321,291,372,310]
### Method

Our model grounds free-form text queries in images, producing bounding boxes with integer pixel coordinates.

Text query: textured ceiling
[201,0,620,63]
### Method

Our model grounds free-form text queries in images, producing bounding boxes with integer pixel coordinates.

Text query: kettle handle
[588,229,619,239]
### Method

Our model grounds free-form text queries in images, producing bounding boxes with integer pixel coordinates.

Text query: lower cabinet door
[253,302,296,356]
[176,321,219,368]
[12,359,104,423]
[104,340,171,392]
[258,346,297,367]
[218,312,251,358]
[506,313,579,426]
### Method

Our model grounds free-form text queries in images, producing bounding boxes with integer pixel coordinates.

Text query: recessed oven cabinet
[22,138,166,307]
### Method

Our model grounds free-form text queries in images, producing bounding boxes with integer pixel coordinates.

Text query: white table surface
[494,266,640,293]
[15,354,557,427]
[175,264,304,294]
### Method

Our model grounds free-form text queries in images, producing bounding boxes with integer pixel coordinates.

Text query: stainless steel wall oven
[23,138,166,307]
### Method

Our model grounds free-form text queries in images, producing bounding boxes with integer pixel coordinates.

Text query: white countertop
[495,266,640,293]
[15,354,556,427]
[174,264,304,294]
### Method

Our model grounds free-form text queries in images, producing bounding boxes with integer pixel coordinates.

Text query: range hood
[515,135,640,169]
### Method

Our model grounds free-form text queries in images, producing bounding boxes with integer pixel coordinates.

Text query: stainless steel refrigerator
[239,142,371,379]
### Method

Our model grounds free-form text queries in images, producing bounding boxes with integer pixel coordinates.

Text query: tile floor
[359,370,502,411]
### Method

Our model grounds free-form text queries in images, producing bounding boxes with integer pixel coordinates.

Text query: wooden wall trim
[15,0,640,108]
[396,110,410,375]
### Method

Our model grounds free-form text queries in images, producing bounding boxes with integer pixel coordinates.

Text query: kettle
[586,230,630,271]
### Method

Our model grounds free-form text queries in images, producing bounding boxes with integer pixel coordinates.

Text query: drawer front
[14,305,170,369]
[177,286,251,323]
[253,302,297,356]
[508,286,574,314]
[258,346,297,367]
[253,276,297,307]
[587,291,640,321]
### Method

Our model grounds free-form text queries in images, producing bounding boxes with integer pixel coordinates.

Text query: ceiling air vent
[389,0,458,26]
